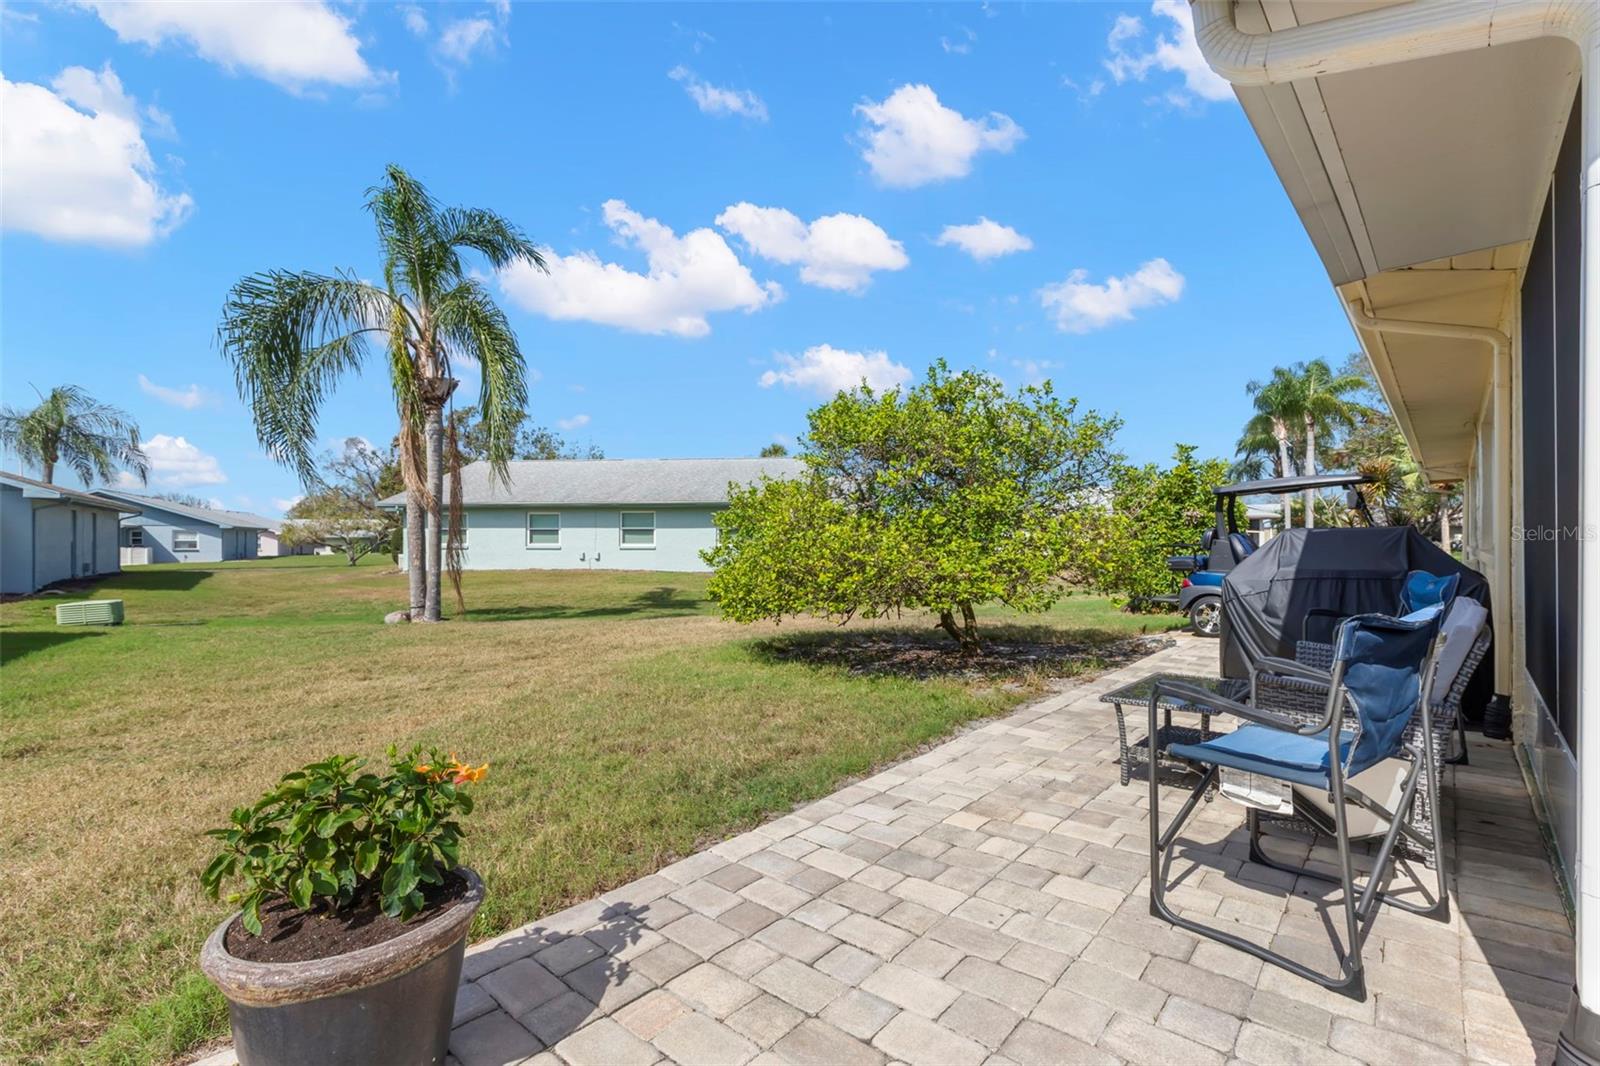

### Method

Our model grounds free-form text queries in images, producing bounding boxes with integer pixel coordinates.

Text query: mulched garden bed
[753,629,1175,683]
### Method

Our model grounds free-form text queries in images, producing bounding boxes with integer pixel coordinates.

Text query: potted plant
[199,747,488,1066]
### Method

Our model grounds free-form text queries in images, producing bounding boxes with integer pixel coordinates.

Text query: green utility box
[55,599,125,626]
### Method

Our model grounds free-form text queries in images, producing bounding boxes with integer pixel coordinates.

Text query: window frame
[127,527,144,547]
[171,528,199,552]
[526,511,560,549]
[618,510,656,549]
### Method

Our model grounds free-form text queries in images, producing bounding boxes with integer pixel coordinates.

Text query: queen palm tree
[1293,358,1369,527]
[1237,366,1302,529]
[0,384,149,486]
[219,165,545,622]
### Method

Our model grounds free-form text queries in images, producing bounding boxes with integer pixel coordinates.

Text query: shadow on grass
[747,623,1175,683]
[464,586,704,622]
[0,628,106,665]
[100,569,213,592]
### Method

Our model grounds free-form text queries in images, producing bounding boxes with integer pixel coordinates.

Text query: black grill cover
[1219,526,1493,716]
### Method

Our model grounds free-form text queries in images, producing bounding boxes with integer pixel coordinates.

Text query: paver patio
[203,635,1574,1065]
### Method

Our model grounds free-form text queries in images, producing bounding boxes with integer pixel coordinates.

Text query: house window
[620,511,655,548]
[127,528,144,547]
[172,529,199,552]
[527,512,559,548]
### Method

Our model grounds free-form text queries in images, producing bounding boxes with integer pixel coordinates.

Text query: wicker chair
[1248,599,1491,869]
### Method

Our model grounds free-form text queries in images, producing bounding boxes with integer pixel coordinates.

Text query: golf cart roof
[1214,473,1374,497]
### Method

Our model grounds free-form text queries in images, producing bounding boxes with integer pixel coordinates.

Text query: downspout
[1345,301,1512,678]
[1192,4,1600,1061]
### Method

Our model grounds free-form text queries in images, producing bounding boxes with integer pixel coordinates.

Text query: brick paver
[192,635,1575,1066]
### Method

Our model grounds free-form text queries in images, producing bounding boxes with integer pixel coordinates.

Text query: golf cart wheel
[1189,596,1222,637]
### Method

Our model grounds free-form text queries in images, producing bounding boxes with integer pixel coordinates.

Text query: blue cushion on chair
[1169,725,1357,789]
[1399,571,1459,615]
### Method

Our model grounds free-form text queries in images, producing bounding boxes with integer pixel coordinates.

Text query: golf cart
[1158,473,1375,636]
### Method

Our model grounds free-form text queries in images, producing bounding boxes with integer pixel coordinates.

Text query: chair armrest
[1302,609,1346,644]
[1252,656,1332,685]
[1152,679,1324,735]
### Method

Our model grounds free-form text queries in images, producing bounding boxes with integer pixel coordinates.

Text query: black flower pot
[200,868,483,1066]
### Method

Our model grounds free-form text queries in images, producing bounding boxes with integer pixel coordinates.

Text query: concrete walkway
[202,635,1574,1065]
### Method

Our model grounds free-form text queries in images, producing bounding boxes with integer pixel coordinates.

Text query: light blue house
[381,457,804,573]
[89,490,274,564]
[1,471,135,594]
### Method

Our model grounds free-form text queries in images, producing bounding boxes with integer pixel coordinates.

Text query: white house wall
[398,506,722,573]
[0,488,125,593]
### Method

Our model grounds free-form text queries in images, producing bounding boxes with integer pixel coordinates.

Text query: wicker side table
[1099,674,1245,787]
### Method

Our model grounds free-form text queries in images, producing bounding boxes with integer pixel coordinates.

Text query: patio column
[1565,41,1600,1066]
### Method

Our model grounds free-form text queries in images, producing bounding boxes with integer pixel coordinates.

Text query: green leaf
[242,896,263,937]
[289,868,313,910]
[355,839,380,877]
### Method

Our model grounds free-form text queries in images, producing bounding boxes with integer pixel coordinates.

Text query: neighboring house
[89,491,274,564]
[257,525,320,557]
[1191,1,1596,1055]
[379,457,804,573]
[1,471,134,595]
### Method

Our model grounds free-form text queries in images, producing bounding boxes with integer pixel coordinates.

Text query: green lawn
[0,557,1179,1064]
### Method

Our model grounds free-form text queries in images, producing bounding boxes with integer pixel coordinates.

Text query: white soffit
[1342,247,1522,481]
[1229,1,1578,285]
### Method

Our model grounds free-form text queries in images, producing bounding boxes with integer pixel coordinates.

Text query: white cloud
[936,217,1032,261]
[273,494,305,513]
[716,203,907,293]
[1,65,192,247]
[556,414,590,431]
[137,374,214,410]
[79,1,383,94]
[667,67,767,121]
[1039,257,1185,333]
[759,344,912,396]
[399,5,429,37]
[1104,0,1233,105]
[131,434,228,486]
[855,83,1023,188]
[940,27,976,55]
[499,200,780,338]
[437,14,501,66]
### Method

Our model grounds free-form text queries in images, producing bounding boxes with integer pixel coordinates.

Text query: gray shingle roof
[379,458,806,508]
[1,471,142,512]
[89,489,277,530]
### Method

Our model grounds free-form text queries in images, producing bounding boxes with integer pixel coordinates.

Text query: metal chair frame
[1146,621,1451,999]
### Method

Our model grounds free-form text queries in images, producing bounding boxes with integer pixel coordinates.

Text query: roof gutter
[1191,0,1594,88]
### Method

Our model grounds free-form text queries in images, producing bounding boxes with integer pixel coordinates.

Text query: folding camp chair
[1249,598,1492,871]
[1146,612,1446,997]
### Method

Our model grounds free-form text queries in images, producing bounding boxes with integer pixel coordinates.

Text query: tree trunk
[937,606,981,654]
[1273,419,1296,531]
[1303,416,1318,529]
[959,602,980,652]
[422,402,445,622]
[406,499,425,617]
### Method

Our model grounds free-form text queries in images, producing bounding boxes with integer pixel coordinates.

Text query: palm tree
[219,165,545,622]
[0,385,148,486]
[1293,358,1368,527]
[1237,366,1302,529]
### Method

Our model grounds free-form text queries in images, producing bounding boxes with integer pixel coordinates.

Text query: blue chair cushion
[1169,724,1361,789]
[1399,570,1459,615]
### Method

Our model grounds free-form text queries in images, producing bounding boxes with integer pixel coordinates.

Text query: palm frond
[218,270,394,484]
[434,278,529,485]
[437,207,547,274]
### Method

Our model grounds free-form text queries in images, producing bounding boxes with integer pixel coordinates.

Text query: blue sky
[1,1,1355,516]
